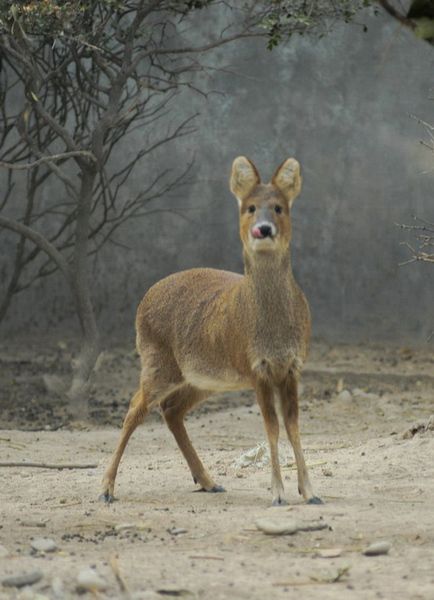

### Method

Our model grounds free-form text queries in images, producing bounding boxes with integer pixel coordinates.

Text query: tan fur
[101,157,320,506]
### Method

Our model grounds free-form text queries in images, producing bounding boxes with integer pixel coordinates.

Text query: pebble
[337,390,352,402]
[2,570,43,588]
[19,592,50,600]
[256,518,328,536]
[0,544,9,558]
[322,466,333,477]
[114,523,137,532]
[76,568,108,592]
[318,548,343,558]
[167,527,187,536]
[51,576,65,598]
[31,538,57,553]
[363,541,391,556]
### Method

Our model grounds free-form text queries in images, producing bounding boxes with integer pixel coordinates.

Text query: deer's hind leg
[100,348,183,503]
[161,386,225,493]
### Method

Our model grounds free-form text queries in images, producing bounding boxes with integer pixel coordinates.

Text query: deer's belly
[183,368,250,392]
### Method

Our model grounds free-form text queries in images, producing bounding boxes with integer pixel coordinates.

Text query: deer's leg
[278,373,323,504]
[101,351,183,503]
[256,381,286,506]
[161,386,224,493]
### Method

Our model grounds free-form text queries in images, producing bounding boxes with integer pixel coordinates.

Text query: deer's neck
[243,249,297,323]
[241,250,303,365]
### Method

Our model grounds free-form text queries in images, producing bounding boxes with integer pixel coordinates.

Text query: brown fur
[101,156,320,506]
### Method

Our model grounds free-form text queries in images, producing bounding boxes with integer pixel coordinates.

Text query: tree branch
[0,216,71,279]
[377,0,416,30]
[0,151,97,170]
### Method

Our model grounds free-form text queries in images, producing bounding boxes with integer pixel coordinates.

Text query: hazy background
[1,8,433,344]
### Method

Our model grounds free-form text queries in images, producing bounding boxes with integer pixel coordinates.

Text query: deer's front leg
[278,373,323,504]
[255,381,286,506]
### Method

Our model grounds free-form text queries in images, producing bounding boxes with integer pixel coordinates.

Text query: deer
[100,156,322,506]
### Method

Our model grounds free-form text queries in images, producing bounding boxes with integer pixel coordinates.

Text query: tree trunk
[66,165,100,418]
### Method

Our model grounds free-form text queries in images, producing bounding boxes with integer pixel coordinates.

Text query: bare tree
[0,0,372,416]
[398,117,434,265]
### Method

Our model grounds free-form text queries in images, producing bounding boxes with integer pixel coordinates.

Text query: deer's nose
[259,224,272,238]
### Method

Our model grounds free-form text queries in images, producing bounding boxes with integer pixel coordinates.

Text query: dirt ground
[0,338,433,599]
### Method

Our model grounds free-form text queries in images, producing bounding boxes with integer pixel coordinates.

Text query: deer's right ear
[230,156,260,204]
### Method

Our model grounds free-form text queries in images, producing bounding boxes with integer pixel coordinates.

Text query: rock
[114,523,137,532]
[256,518,298,535]
[256,518,328,536]
[21,520,47,528]
[31,538,57,553]
[167,527,187,536]
[233,442,294,469]
[402,415,434,439]
[76,568,108,592]
[0,544,9,558]
[363,541,390,556]
[20,592,50,600]
[352,389,379,401]
[337,390,352,402]
[2,570,43,588]
[51,576,65,599]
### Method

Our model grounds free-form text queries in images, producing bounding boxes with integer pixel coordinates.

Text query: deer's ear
[230,156,260,203]
[272,158,302,206]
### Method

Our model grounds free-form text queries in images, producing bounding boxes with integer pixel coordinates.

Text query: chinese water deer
[101,156,322,506]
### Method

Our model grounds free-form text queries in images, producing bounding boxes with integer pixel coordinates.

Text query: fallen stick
[0,462,98,469]
[188,555,225,561]
[109,555,130,596]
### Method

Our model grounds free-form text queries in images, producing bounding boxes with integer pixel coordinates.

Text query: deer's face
[230,157,302,255]
[239,184,292,254]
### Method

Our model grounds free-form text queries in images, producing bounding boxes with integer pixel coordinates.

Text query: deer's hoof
[196,484,226,493]
[272,497,289,507]
[307,496,323,505]
[209,484,226,493]
[99,492,115,504]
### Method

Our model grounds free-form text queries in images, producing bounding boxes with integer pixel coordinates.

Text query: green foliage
[0,0,374,47]
[261,0,374,50]
[0,1,95,36]
[0,0,213,38]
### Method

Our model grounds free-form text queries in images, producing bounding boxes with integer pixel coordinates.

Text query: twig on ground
[188,555,225,561]
[0,462,98,469]
[109,555,130,596]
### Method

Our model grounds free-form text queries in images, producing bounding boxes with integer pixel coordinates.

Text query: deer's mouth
[251,223,276,240]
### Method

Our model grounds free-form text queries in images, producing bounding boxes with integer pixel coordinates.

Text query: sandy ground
[0,340,433,599]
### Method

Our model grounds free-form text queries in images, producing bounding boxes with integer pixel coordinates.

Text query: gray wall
[1,9,434,344]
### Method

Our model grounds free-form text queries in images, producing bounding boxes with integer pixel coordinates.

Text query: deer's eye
[274,205,283,214]
[247,205,256,214]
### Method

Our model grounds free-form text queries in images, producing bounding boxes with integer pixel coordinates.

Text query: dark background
[1,9,433,345]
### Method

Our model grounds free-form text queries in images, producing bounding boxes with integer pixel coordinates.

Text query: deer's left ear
[272,158,302,207]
